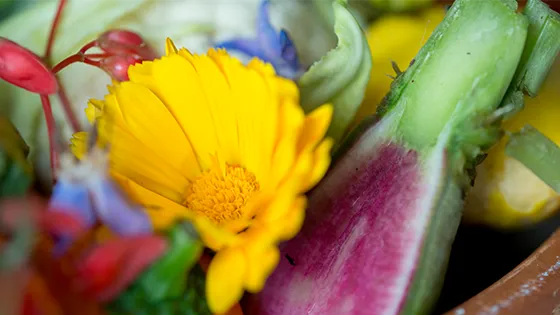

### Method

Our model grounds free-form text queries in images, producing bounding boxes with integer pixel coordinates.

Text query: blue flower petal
[215,38,268,61]
[279,29,300,70]
[89,175,153,236]
[213,0,302,80]
[48,180,96,255]
[48,180,96,227]
[257,0,282,58]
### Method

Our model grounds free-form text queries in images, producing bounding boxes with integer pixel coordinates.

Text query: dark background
[433,212,560,314]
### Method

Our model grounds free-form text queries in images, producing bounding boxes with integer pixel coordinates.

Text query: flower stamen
[184,165,260,225]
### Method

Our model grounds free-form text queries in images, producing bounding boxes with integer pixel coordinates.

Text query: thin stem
[40,95,58,181]
[51,53,103,75]
[57,84,81,133]
[51,53,83,74]
[79,40,98,54]
[44,0,67,63]
[83,53,112,59]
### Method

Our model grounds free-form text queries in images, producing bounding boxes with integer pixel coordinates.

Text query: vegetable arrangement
[0,0,558,315]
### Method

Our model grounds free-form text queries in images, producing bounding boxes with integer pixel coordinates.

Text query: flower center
[184,164,260,225]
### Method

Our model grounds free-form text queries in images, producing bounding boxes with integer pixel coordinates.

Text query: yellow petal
[108,126,187,203]
[242,239,280,293]
[165,37,178,55]
[69,132,88,160]
[150,54,220,169]
[275,196,307,240]
[302,138,334,192]
[193,216,239,251]
[85,99,104,123]
[267,100,304,189]
[113,174,190,230]
[297,104,333,154]
[189,52,241,164]
[206,248,247,314]
[114,81,201,180]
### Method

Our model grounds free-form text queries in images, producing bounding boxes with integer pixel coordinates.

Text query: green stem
[517,0,560,96]
[500,0,560,117]
[378,0,527,159]
[505,125,560,193]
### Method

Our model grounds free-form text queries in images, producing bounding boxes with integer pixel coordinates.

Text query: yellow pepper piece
[464,60,560,229]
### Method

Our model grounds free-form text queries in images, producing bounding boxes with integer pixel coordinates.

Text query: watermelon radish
[249,0,560,314]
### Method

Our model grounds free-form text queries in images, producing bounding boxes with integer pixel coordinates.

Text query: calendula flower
[71,38,333,313]
[0,0,335,188]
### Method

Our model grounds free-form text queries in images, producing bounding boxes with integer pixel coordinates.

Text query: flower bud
[92,30,158,81]
[0,38,58,94]
[99,55,141,82]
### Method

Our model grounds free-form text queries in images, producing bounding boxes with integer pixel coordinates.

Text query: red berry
[0,38,58,95]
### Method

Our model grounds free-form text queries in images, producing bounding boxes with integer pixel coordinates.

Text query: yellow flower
[71,38,333,313]
[352,6,446,127]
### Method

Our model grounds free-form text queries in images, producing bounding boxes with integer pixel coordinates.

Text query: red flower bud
[90,30,158,82]
[101,29,144,48]
[99,55,141,82]
[97,29,158,61]
[0,38,58,95]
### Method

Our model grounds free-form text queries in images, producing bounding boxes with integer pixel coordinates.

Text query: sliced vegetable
[464,0,560,229]
[250,0,537,314]
[505,125,560,193]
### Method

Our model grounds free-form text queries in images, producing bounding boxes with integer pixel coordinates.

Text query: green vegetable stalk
[506,125,560,193]
[251,0,559,314]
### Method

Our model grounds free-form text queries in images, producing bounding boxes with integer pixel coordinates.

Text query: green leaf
[0,116,33,197]
[135,222,204,302]
[106,264,211,315]
[298,0,372,145]
[107,222,209,315]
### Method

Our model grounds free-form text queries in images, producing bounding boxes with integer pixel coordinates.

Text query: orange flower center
[184,164,259,224]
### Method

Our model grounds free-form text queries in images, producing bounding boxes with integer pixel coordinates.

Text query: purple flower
[214,0,304,79]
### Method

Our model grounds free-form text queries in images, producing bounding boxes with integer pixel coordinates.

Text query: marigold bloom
[71,38,333,313]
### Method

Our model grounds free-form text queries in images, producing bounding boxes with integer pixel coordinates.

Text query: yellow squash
[464,60,560,229]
